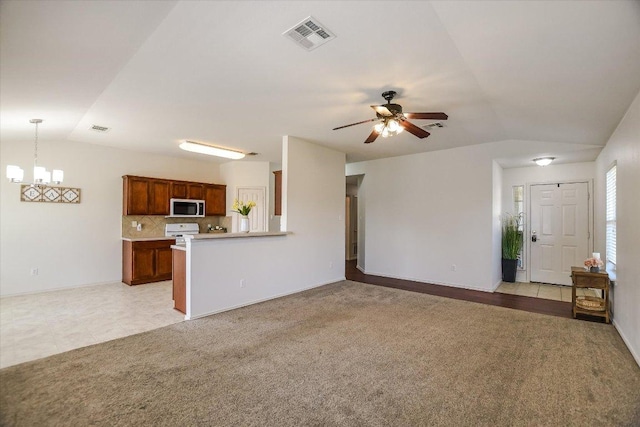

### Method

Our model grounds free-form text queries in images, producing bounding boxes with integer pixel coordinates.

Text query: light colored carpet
[1,280,639,426]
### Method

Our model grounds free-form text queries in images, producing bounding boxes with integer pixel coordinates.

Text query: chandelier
[374,118,404,138]
[6,119,63,186]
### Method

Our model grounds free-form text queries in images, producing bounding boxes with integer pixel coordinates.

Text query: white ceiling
[2,1,639,168]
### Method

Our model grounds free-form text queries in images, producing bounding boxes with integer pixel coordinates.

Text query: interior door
[236,187,266,232]
[530,182,589,285]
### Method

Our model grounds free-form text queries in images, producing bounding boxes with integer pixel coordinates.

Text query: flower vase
[590,266,600,273]
[240,216,250,233]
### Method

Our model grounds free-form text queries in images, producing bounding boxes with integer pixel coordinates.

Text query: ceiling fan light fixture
[179,140,245,160]
[533,157,555,166]
[387,119,400,133]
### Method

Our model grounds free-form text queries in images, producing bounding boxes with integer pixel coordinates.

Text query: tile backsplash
[122,215,231,239]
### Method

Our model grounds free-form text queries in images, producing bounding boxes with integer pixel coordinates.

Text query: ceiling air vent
[423,122,446,130]
[283,16,336,51]
[90,125,110,133]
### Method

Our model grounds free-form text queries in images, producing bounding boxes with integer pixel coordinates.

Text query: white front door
[236,187,266,232]
[530,182,589,285]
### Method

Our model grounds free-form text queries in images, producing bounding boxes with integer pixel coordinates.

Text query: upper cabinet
[148,180,170,215]
[204,184,226,216]
[171,182,204,200]
[123,175,226,216]
[123,176,150,215]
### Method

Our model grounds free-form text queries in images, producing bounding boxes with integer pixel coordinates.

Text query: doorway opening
[346,175,364,269]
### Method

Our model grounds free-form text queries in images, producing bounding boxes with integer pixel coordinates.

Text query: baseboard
[356,264,365,273]
[0,279,123,298]
[612,319,640,368]
[187,277,345,320]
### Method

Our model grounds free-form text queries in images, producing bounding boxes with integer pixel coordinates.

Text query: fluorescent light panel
[179,141,245,160]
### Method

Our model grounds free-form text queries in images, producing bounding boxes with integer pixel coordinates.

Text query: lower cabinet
[122,239,175,285]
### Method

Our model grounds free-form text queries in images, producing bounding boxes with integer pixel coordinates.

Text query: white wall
[501,161,596,281]
[0,138,220,296]
[220,161,270,232]
[594,90,640,365]
[188,136,346,318]
[348,144,496,291]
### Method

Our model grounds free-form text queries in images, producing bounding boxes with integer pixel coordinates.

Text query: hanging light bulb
[374,122,384,133]
[6,165,24,182]
[52,170,64,184]
[387,119,400,133]
[381,127,390,138]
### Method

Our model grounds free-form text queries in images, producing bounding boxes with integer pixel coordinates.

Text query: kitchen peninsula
[172,231,291,319]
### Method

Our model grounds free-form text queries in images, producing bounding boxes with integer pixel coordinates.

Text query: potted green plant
[502,213,523,282]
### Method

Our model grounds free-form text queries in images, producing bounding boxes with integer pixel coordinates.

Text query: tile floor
[0,281,183,369]
[495,281,598,302]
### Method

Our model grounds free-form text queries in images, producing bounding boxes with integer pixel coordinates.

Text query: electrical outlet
[451,264,457,272]
[30,268,38,276]
[136,224,142,231]
[240,279,245,288]
[131,221,138,228]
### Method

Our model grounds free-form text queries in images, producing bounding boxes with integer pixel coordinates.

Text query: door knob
[531,230,537,242]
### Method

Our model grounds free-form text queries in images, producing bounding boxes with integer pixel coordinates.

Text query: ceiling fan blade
[400,120,431,139]
[371,105,393,116]
[364,129,379,144]
[333,118,377,131]
[404,112,448,120]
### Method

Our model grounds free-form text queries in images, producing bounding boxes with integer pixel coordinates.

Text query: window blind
[606,164,616,265]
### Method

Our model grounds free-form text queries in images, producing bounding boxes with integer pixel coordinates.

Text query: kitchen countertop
[121,236,177,242]
[171,245,186,251]
[189,231,290,241]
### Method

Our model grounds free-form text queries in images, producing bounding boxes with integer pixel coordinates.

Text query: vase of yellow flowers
[232,199,256,233]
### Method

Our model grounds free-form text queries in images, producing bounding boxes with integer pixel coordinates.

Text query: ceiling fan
[333,91,448,144]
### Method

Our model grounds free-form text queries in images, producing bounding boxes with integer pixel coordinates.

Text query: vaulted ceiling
[2,1,639,167]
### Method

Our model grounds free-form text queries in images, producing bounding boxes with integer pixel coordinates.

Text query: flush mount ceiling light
[533,157,555,166]
[6,119,64,186]
[179,141,245,160]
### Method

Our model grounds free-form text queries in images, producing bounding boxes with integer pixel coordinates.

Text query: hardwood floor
[345,260,573,319]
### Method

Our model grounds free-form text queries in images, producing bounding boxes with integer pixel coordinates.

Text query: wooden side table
[571,266,610,323]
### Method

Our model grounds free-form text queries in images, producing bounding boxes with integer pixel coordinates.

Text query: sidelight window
[606,164,616,270]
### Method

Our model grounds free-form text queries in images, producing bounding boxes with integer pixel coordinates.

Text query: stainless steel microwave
[169,199,205,217]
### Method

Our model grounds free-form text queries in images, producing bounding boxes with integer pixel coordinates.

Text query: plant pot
[590,266,600,273]
[502,258,518,283]
[239,216,250,233]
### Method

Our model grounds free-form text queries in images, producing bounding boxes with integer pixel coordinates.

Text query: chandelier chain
[33,120,39,169]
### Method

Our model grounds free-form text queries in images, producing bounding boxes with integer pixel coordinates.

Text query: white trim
[185,277,345,320]
[613,319,640,368]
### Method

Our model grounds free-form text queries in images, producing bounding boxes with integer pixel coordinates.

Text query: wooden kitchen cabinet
[171,182,204,200]
[148,179,171,215]
[123,176,150,215]
[204,184,226,216]
[187,183,204,200]
[122,239,176,285]
[123,175,226,216]
[171,182,188,199]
